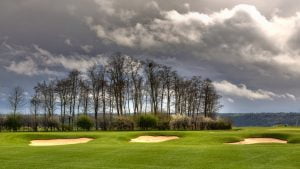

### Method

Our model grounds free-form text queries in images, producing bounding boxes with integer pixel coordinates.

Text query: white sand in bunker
[29,138,94,146]
[130,136,179,143]
[228,138,287,144]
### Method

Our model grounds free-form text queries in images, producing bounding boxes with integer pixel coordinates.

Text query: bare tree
[8,86,26,117]
[88,65,106,130]
[188,76,202,117]
[144,60,161,114]
[100,68,108,130]
[158,66,172,113]
[68,70,80,128]
[201,79,221,118]
[108,53,127,116]
[173,73,182,114]
[128,58,143,114]
[30,92,41,131]
[34,81,56,131]
[56,79,70,130]
[79,80,90,115]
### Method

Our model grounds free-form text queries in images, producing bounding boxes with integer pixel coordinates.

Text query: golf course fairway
[0,127,299,169]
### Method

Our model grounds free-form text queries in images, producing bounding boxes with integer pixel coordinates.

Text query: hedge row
[0,114,232,131]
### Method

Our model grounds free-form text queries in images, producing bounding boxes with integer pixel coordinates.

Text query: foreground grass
[0,127,299,169]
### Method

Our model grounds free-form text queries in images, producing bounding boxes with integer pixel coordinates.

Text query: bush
[191,115,204,130]
[112,116,134,130]
[213,118,232,130]
[156,113,171,130]
[170,114,191,130]
[77,115,94,131]
[0,116,5,131]
[99,117,110,130]
[191,116,232,130]
[136,114,158,130]
[47,117,60,131]
[61,124,73,131]
[5,114,22,131]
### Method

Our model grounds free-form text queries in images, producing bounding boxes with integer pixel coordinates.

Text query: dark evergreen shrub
[77,115,94,131]
[136,114,158,130]
[5,114,22,131]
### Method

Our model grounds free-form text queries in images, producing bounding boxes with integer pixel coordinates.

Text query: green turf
[0,127,299,169]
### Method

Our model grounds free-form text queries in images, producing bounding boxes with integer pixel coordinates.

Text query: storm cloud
[1,0,300,113]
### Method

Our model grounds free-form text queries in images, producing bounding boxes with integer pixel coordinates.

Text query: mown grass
[0,127,299,169]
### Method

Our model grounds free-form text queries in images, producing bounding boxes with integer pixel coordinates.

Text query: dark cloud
[1,0,300,113]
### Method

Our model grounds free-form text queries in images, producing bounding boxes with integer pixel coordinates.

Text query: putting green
[0,127,299,169]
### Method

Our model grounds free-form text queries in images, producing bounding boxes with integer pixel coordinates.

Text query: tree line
[6,53,223,131]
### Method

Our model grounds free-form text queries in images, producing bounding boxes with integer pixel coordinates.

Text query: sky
[1,0,300,113]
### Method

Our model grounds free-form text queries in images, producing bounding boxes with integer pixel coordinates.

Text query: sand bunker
[130,136,179,143]
[29,138,94,146]
[228,138,287,144]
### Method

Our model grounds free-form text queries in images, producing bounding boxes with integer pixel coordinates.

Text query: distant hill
[219,113,300,127]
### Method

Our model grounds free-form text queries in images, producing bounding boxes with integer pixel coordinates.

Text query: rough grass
[0,127,299,169]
